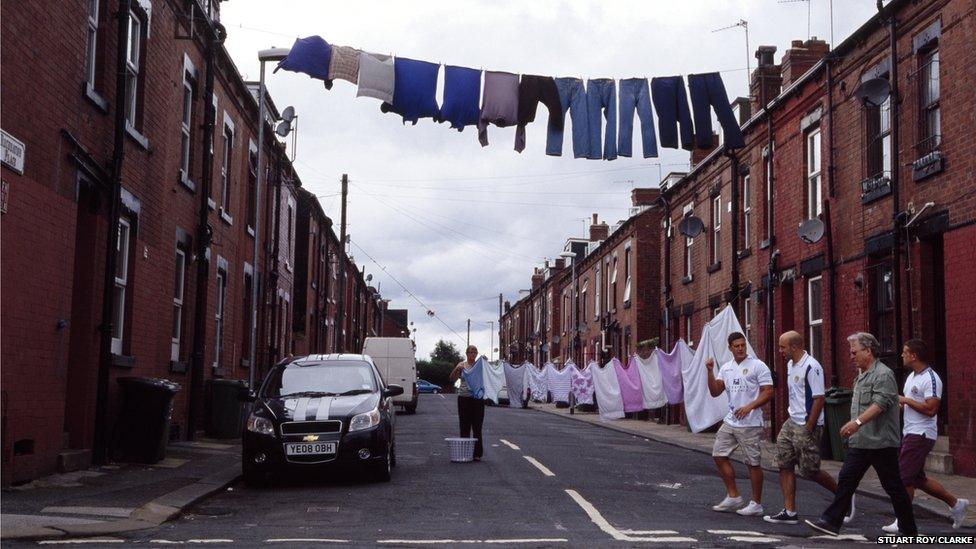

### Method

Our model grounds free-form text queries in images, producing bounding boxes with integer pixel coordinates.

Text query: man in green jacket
[805,332,917,537]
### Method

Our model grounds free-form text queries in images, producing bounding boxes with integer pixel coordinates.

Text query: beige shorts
[712,422,763,466]
[775,420,823,477]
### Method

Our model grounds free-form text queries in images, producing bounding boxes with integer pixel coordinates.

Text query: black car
[241,354,403,484]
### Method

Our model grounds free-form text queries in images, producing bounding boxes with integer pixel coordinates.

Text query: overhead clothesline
[276,36,746,160]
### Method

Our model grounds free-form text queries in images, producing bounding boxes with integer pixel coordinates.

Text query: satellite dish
[798,218,826,244]
[855,78,891,107]
[541,344,549,352]
[552,336,561,344]
[678,216,705,238]
[275,120,292,137]
[281,106,296,122]
[365,274,373,282]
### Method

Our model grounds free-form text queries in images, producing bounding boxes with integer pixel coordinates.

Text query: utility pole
[337,174,348,352]
[466,318,471,348]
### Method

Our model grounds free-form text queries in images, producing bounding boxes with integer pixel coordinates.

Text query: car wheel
[372,443,392,482]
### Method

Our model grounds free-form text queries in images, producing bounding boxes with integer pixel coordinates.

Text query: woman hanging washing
[450,345,485,461]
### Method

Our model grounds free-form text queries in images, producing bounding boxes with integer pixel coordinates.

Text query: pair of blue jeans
[688,72,745,149]
[546,77,589,158]
[618,78,658,158]
[651,76,694,151]
[587,78,617,160]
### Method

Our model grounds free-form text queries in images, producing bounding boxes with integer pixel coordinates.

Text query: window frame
[123,9,143,128]
[213,266,227,370]
[917,45,941,156]
[710,193,722,265]
[806,127,823,219]
[85,0,100,90]
[743,296,753,343]
[219,114,235,222]
[623,245,632,307]
[111,217,132,355]
[179,70,196,184]
[684,313,694,347]
[742,174,751,250]
[171,246,187,362]
[807,276,824,363]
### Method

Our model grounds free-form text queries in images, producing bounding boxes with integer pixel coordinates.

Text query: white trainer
[712,495,744,512]
[736,500,764,516]
[951,498,969,530]
[881,519,899,534]
[844,494,857,524]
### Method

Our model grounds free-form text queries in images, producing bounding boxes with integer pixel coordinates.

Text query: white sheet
[502,361,526,408]
[545,363,573,403]
[482,359,505,404]
[634,353,668,409]
[526,363,549,402]
[571,362,595,405]
[683,305,758,433]
[591,359,625,420]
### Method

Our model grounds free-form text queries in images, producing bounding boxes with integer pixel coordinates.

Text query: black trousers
[822,447,917,535]
[458,396,485,458]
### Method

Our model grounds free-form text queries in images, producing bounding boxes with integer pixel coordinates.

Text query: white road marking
[187,541,234,544]
[564,489,696,543]
[39,540,124,545]
[499,439,520,451]
[377,540,567,545]
[41,506,133,518]
[618,530,679,535]
[522,456,555,476]
[811,534,870,541]
[265,539,350,543]
[707,529,765,535]
[438,393,445,399]
[729,536,780,543]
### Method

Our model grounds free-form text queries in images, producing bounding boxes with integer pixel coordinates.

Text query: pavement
[1,439,241,541]
[532,400,976,529]
[2,393,970,547]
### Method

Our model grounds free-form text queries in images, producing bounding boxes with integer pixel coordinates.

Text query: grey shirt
[849,359,901,449]
[456,361,474,397]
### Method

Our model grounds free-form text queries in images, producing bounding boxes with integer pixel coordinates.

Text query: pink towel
[615,357,645,413]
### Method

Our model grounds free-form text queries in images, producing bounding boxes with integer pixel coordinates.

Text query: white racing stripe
[564,489,696,543]
[294,397,311,421]
[522,456,555,477]
[377,540,567,545]
[315,397,334,420]
[499,439,520,451]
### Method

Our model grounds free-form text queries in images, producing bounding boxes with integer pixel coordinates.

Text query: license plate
[285,442,337,455]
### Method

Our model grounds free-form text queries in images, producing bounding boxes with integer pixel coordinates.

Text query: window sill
[247,225,255,238]
[111,354,136,369]
[707,262,722,274]
[178,172,196,193]
[760,237,775,250]
[124,123,149,150]
[207,198,216,210]
[219,208,233,226]
[737,248,752,259]
[682,275,694,285]
[83,84,109,114]
[170,360,187,373]
[912,150,944,181]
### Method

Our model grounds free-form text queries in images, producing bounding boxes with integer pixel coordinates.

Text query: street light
[559,250,577,365]
[248,46,290,390]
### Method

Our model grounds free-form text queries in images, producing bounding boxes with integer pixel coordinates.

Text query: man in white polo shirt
[705,331,774,516]
[882,338,969,532]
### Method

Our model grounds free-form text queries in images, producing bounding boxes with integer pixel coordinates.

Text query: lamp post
[486,320,494,361]
[559,250,577,364]
[248,47,290,390]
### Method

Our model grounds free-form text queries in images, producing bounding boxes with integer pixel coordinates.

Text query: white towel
[545,363,573,403]
[634,353,668,409]
[591,359,625,420]
[502,361,525,408]
[482,358,506,404]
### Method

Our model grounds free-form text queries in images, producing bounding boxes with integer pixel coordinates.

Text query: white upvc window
[742,174,751,249]
[807,276,824,363]
[112,218,132,355]
[685,314,694,347]
[220,119,234,214]
[743,296,753,343]
[124,10,142,126]
[546,293,552,332]
[806,128,823,219]
[581,279,588,320]
[85,0,99,88]
[594,267,601,320]
[609,258,617,312]
[179,74,194,181]
[623,246,632,305]
[684,234,693,278]
[605,259,612,313]
[172,247,186,361]
[214,267,227,369]
[711,194,722,265]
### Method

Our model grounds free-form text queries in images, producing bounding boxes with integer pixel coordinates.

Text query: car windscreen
[263,360,378,398]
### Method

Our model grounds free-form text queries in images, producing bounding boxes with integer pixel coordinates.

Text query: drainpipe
[93,0,133,465]
[658,194,673,348]
[765,248,780,441]
[268,159,284,363]
[888,12,904,366]
[825,58,840,387]
[727,150,741,315]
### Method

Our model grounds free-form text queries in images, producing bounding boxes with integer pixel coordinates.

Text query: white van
[362,337,418,413]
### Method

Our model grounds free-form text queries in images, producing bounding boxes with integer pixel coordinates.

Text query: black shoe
[805,518,840,537]
[764,509,799,524]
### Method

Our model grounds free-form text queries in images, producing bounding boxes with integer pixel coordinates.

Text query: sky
[220,0,881,360]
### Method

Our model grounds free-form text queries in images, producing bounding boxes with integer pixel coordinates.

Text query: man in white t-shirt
[705,332,774,517]
[882,339,969,532]
[764,331,855,525]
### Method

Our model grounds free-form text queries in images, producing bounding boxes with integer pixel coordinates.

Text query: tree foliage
[417,340,462,391]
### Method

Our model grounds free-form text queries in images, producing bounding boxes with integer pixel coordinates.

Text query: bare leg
[807,469,839,493]
[918,478,958,508]
[780,468,797,512]
[748,465,764,504]
[714,457,739,498]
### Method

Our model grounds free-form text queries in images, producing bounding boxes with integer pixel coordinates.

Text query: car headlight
[246,413,275,436]
[348,408,380,432]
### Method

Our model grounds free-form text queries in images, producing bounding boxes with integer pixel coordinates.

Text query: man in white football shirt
[705,332,774,516]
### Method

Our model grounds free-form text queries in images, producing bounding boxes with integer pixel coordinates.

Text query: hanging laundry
[591,359,624,420]
[439,65,482,131]
[324,45,361,89]
[586,78,617,160]
[380,57,441,124]
[515,75,563,153]
[656,340,693,405]
[460,357,486,400]
[547,77,590,159]
[651,76,694,151]
[525,362,549,402]
[356,52,395,103]
[617,78,658,158]
[503,361,526,408]
[687,72,745,149]
[571,362,595,405]
[615,357,645,413]
[683,305,758,433]
[545,362,573,403]
[478,71,520,147]
[482,358,506,404]
[634,353,668,409]
[276,36,332,81]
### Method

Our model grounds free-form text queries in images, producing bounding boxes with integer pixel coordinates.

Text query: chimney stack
[691,133,720,168]
[589,213,609,242]
[554,258,566,269]
[504,300,511,312]
[631,187,660,207]
[781,37,830,87]
[531,268,543,290]
[750,45,782,113]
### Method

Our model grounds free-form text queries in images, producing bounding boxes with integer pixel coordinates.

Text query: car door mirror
[383,384,404,398]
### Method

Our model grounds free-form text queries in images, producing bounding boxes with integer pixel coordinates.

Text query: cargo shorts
[775,419,823,477]
[712,422,763,466]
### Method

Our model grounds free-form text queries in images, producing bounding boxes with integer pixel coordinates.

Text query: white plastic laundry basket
[444,437,477,463]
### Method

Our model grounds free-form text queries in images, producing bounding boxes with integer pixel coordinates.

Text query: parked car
[416,379,441,394]
[363,337,418,413]
[241,354,403,484]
